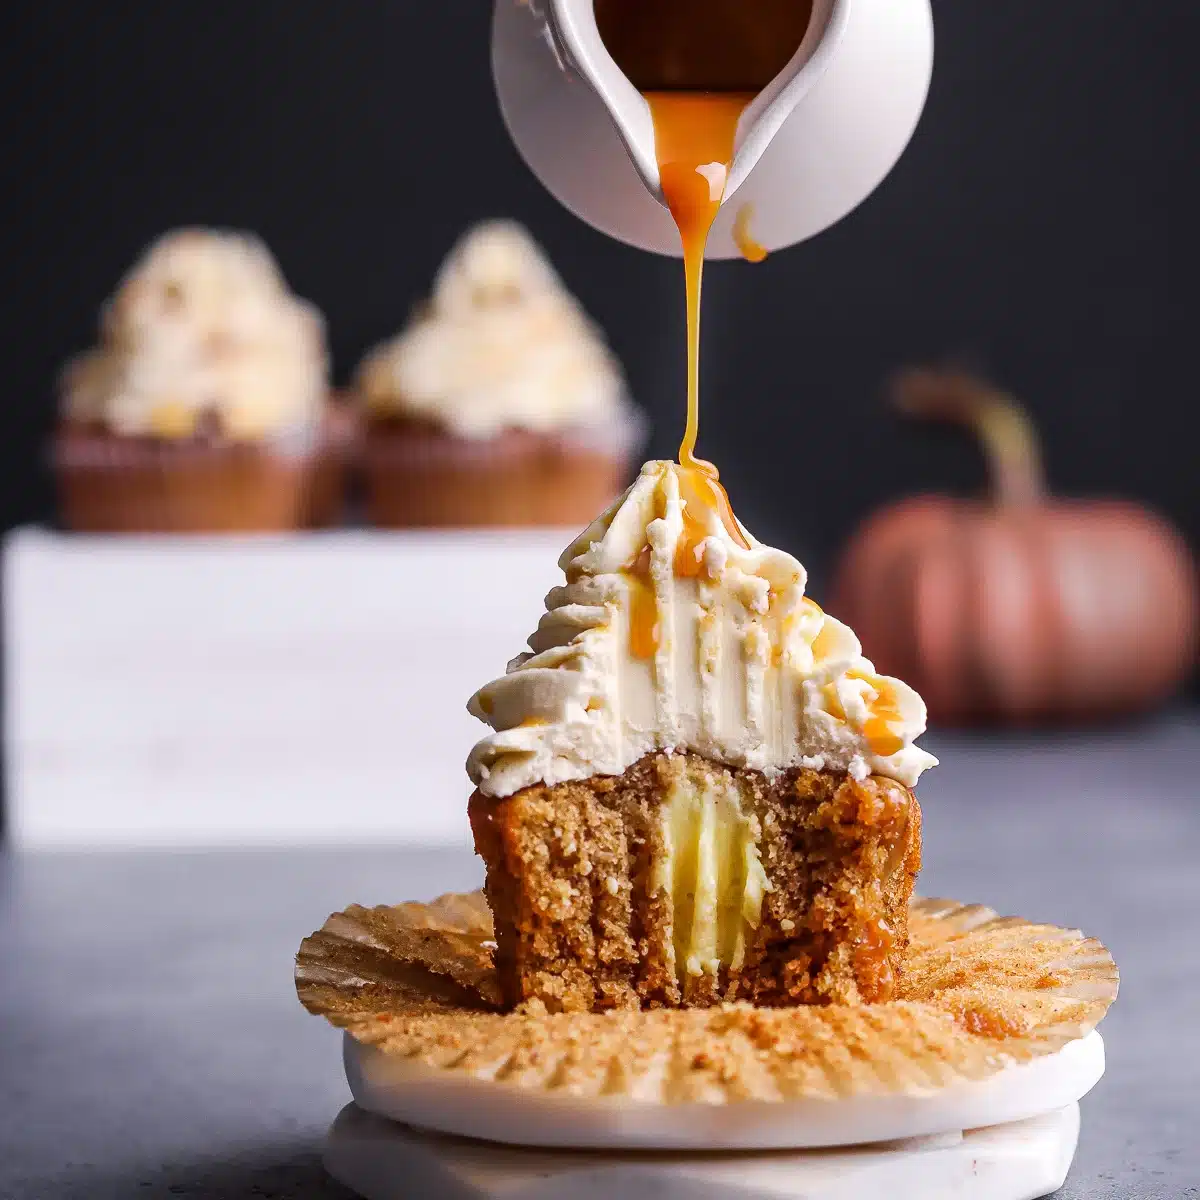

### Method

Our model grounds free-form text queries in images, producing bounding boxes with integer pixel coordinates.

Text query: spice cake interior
[470,750,920,1014]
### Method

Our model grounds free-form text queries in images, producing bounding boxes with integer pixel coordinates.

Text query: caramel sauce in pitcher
[594,0,814,92]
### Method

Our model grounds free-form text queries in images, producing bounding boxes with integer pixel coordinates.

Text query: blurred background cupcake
[55,228,351,533]
[353,220,644,528]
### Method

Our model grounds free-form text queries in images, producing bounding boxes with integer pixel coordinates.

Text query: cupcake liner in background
[304,398,360,529]
[53,407,352,534]
[362,407,645,529]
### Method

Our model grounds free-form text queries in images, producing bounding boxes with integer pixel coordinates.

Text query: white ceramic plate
[344,1028,1103,1151]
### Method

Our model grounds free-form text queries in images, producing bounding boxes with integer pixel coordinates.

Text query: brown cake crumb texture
[468,753,921,1013]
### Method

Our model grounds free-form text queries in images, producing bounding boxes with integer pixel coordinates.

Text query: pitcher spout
[547,0,851,207]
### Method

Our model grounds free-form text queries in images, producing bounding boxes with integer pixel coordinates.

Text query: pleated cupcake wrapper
[360,412,641,529]
[296,892,1118,1105]
[53,409,353,532]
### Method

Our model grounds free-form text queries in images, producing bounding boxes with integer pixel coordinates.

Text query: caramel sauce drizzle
[673,466,747,575]
[823,668,905,758]
[732,203,769,263]
[624,544,659,659]
[861,676,906,757]
[808,600,844,663]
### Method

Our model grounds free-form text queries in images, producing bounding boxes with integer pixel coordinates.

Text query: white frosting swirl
[61,229,327,441]
[467,461,938,797]
[356,220,629,439]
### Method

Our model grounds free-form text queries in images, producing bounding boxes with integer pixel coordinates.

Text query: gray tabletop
[2,716,1198,1199]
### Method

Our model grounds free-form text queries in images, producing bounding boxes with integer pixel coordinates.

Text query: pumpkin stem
[892,368,1046,507]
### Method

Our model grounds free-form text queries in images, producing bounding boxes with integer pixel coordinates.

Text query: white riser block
[4,528,574,847]
[323,1102,1082,1200]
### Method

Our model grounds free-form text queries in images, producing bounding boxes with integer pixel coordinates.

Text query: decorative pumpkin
[832,369,1199,723]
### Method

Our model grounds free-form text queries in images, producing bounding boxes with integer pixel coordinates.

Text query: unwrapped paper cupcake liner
[296,891,1118,1105]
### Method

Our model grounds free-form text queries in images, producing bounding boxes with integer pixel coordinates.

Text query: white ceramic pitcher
[492,0,934,258]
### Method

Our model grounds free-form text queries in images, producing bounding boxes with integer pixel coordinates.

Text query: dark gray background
[3,0,1198,583]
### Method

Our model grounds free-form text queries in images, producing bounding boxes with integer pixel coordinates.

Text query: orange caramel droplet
[822,681,847,723]
[623,544,659,659]
[853,916,897,1001]
[676,463,752,559]
[627,578,659,659]
[732,203,769,263]
[863,698,905,758]
[674,503,709,578]
[849,668,906,758]
[810,623,839,665]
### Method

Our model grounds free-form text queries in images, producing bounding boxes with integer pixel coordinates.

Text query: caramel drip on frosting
[623,544,659,660]
[824,668,906,758]
[861,676,906,758]
[675,465,750,573]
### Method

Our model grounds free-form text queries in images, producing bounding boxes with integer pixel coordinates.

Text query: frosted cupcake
[55,229,350,532]
[354,220,642,528]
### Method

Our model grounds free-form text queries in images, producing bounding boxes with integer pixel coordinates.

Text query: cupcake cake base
[323,1100,1083,1200]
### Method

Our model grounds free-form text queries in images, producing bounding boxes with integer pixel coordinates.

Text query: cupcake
[354,220,642,528]
[55,229,351,532]
[467,460,937,1012]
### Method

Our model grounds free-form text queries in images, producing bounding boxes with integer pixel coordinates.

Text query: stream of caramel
[645,92,750,476]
